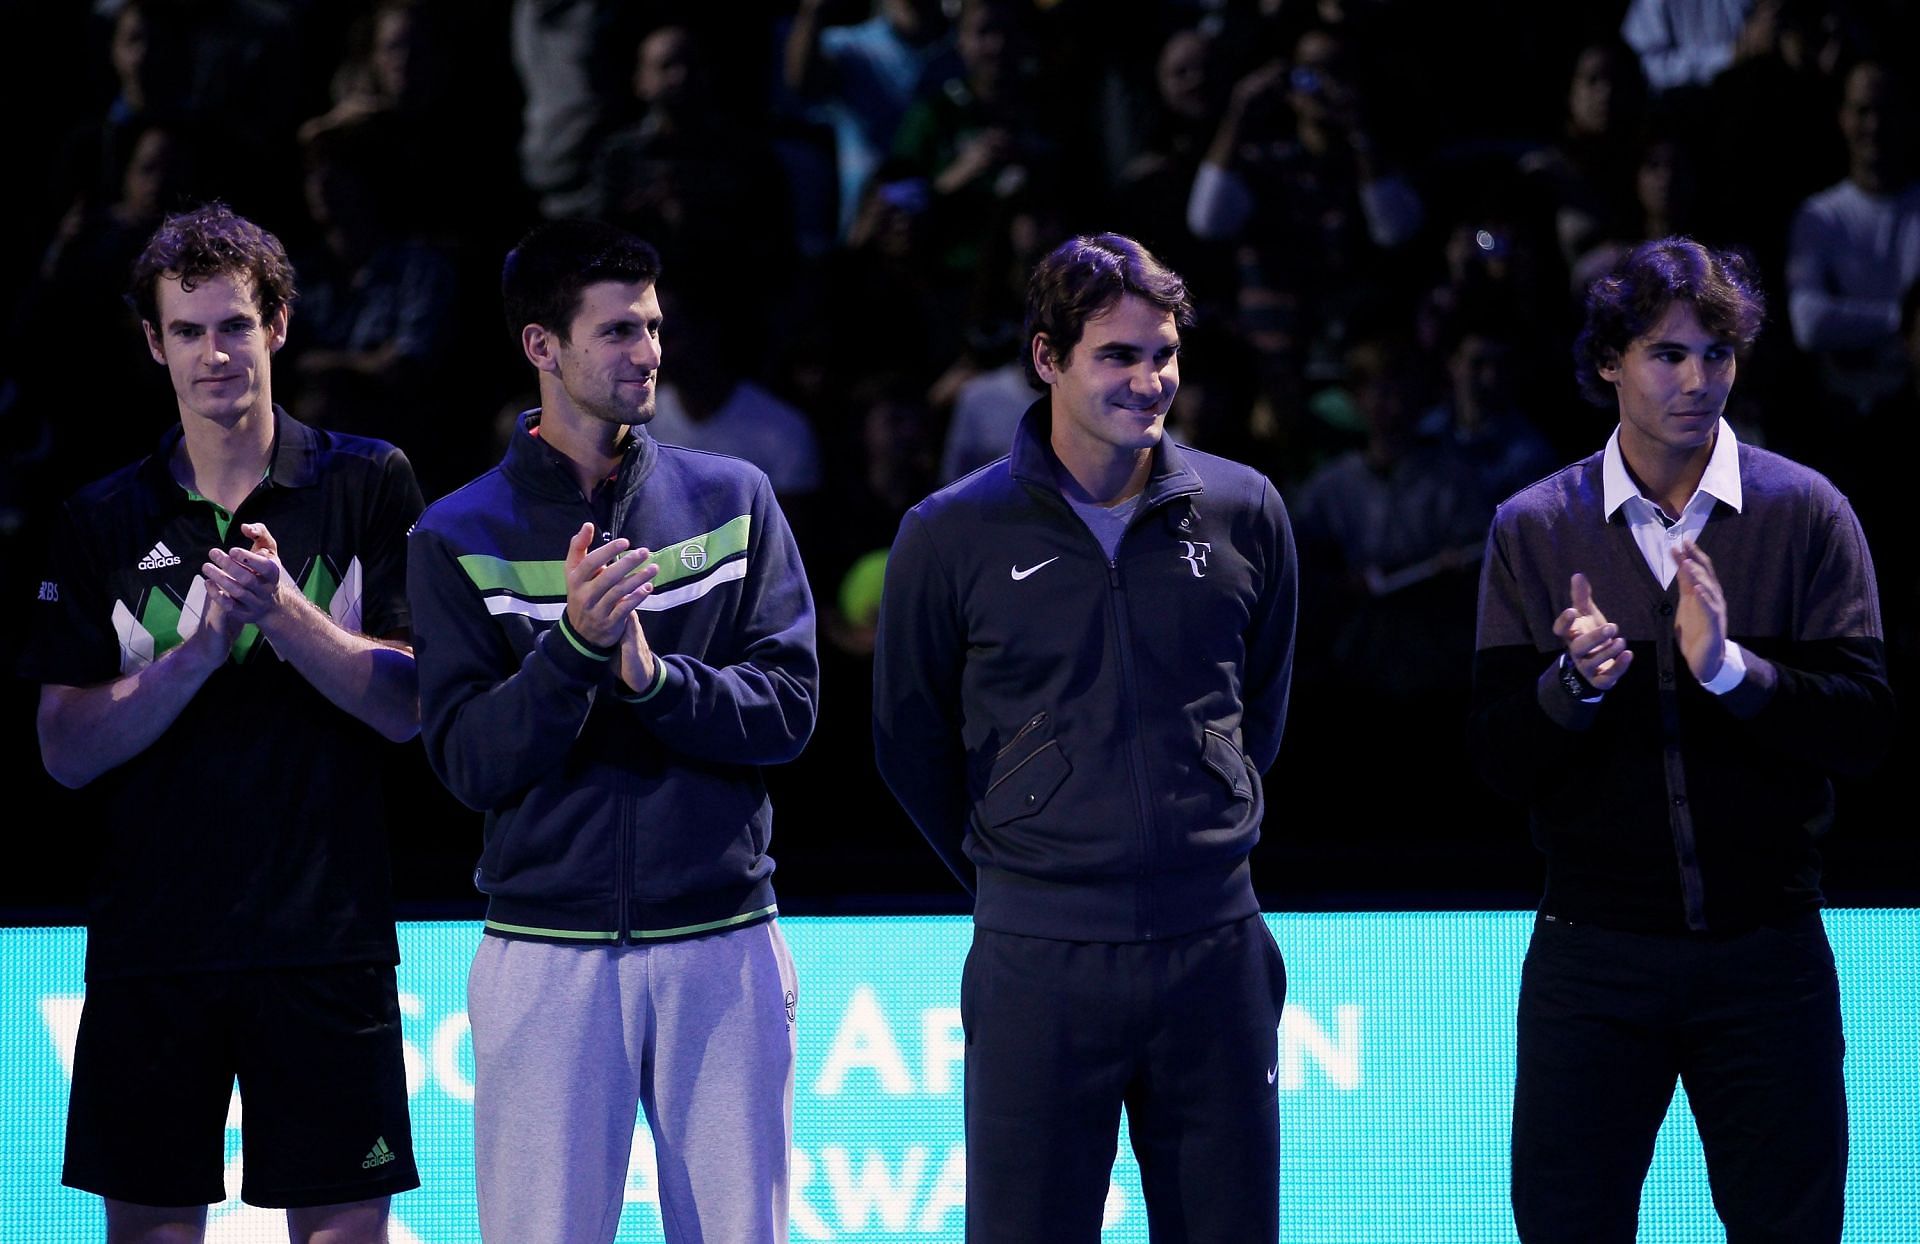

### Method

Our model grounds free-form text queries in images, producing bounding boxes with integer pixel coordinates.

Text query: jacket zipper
[565,477,632,945]
[986,712,1053,795]
[992,711,1050,762]
[1106,554,1159,939]
[1021,479,1197,941]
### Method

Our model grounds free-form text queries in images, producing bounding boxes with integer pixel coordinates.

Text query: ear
[522,323,560,374]
[1596,352,1622,385]
[266,303,290,353]
[1031,333,1059,385]
[142,321,165,366]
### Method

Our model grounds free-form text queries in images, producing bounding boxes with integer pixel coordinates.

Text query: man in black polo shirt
[23,204,423,1241]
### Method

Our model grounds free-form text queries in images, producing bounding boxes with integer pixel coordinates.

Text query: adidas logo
[137,541,182,571]
[361,1136,398,1169]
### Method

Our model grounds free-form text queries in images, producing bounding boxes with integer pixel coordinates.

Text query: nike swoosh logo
[1267,1065,1277,1084]
[1010,558,1059,581]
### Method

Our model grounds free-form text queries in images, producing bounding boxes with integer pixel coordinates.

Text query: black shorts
[62,962,419,1209]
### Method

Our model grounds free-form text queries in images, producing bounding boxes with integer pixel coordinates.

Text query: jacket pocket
[1200,729,1253,801]
[980,725,1072,827]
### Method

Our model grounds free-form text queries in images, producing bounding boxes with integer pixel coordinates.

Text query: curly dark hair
[1573,237,1765,406]
[127,202,297,330]
[1023,233,1194,389]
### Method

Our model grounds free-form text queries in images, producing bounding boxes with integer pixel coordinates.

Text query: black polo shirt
[22,409,424,980]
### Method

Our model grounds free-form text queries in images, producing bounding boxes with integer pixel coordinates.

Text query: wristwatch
[1558,654,1601,700]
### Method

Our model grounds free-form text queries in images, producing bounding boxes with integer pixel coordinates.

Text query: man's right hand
[563,522,658,648]
[1551,572,1632,692]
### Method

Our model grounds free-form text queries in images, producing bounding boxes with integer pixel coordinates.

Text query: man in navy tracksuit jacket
[874,234,1296,1243]
[407,222,817,1243]
[1471,239,1894,1243]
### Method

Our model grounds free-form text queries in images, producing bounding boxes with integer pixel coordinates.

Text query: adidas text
[138,541,182,571]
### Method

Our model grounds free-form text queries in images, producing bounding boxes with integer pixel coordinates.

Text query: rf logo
[679,541,707,572]
[1179,541,1211,578]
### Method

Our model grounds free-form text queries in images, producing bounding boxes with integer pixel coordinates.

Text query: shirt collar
[1601,417,1743,519]
[142,405,319,498]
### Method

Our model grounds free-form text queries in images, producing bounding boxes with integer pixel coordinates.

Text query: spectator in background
[285,114,458,460]
[893,0,1061,278]
[1189,26,1425,256]
[940,358,1031,482]
[1520,40,1649,277]
[1190,26,1424,386]
[1701,0,1850,274]
[1786,58,1920,413]
[784,0,955,239]
[1106,23,1236,299]
[1294,331,1488,703]
[819,159,968,399]
[303,0,518,240]
[648,280,825,504]
[1622,0,1755,94]
[1419,309,1559,506]
[935,174,1067,481]
[594,23,793,273]
[511,0,635,218]
[48,2,179,222]
[23,120,201,465]
[1568,126,1708,294]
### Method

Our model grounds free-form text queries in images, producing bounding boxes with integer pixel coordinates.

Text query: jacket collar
[1008,398,1204,507]
[502,408,658,503]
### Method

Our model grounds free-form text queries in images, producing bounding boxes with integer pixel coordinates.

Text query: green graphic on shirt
[117,557,344,671]
[458,514,753,602]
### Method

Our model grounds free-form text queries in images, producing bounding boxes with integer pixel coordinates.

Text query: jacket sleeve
[620,477,819,765]
[1715,498,1895,777]
[407,522,611,811]
[1241,478,1299,773]
[872,508,977,893]
[1467,512,1598,803]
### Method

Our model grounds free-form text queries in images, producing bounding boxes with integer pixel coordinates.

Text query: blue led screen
[3,912,1914,1241]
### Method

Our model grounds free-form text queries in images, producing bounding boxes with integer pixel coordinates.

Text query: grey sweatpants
[468,922,798,1243]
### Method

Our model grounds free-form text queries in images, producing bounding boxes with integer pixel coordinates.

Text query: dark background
[3,0,1914,920]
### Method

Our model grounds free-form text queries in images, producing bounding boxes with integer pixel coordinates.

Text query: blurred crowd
[4,0,1916,905]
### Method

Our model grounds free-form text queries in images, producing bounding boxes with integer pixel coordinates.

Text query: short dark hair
[1572,237,1765,406]
[127,202,297,329]
[501,219,661,344]
[1024,233,1194,388]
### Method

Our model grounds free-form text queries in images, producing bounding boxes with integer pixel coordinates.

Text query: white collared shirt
[1597,417,1747,693]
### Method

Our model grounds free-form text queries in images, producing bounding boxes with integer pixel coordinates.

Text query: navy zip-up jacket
[873,402,1298,942]
[408,414,818,942]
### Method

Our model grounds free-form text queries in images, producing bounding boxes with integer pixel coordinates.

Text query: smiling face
[530,279,663,433]
[1035,293,1181,470]
[143,270,287,428]
[1599,299,1735,473]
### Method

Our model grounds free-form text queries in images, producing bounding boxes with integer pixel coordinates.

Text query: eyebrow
[593,314,660,332]
[1643,338,1730,350]
[165,312,255,329]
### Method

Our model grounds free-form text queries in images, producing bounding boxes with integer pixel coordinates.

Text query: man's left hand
[618,610,657,695]
[1674,538,1727,682]
[202,521,299,629]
